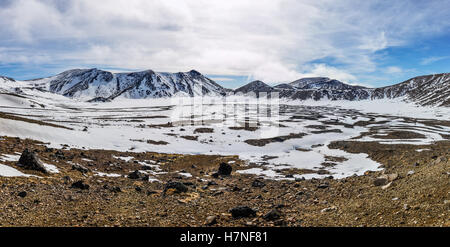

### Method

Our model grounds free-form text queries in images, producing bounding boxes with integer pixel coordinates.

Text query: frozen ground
[1,89,449,179]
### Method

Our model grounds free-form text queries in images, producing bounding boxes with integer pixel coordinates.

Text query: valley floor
[0,136,448,227]
[0,94,449,226]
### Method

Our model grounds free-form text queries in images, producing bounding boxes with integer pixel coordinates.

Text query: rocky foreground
[0,136,449,227]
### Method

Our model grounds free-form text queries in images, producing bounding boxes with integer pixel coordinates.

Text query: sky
[0,0,450,89]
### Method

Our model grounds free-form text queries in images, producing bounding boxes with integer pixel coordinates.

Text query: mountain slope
[236,77,372,101]
[234,80,274,94]
[234,74,449,106]
[372,73,450,106]
[30,68,226,101]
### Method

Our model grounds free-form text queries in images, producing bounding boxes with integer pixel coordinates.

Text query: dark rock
[373,177,389,186]
[317,183,329,189]
[71,180,90,190]
[111,186,121,193]
[218,162,232,176]
[17,149,48,173]
[128,170,149,181]
[72,164,90,174]
[207,181,218,186]
[252,179,266,188]
[135,186,142,192]
[62,176,72,184]
[263,209,281,221]
[164,181,188,194]
[18,191,27,198]
[230,206,257,218]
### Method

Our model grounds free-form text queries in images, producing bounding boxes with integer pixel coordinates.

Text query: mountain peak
[188,69,202,76]
[234,80,274,94]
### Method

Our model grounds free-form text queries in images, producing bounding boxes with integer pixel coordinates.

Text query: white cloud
[385,66,403,74]
[305,64,357,82]
[208,77,235,82]
[0,0,449,84]
[420,56,450,65]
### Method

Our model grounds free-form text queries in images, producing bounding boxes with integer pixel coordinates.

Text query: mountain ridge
[0,69,448,106]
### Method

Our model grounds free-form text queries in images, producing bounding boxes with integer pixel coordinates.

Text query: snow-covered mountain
[235,77,372,101]
[0,69,448,106]
[233,74,449,106]
[27,68,226,101]
[371,73,450,106]
[234,80,274,94]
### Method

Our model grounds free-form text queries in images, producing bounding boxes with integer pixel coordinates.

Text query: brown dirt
[0,136,449,227]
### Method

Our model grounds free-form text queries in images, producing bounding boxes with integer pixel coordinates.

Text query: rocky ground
[0,135,448,227]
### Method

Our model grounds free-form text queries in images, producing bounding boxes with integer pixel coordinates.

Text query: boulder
[71,180,90,190]
[18,191,27,198]
[17,149,48,173]
[373,177,388,186]
[72,164,90,174]
[218,162,232,176]
[230,206,257,218]
[164,181,188,193]
[128,170,149,181]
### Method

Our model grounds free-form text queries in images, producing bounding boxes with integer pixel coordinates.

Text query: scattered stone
[230,206,257,218]
[128,170,149,181]
[403,204,410,210]
[71,180,90,190]
[62,176,72,184]
[321,206,337,213]
[18,191,27,198]
[218,163,232,176]
[17,149,48,173]
[232,186,241,192]
[373,177,389,186]
[381,182,392,190]
[434,156,447,164]
[111,186,121,193]
[205,216,217,226]
[295,177,305,182]
[263,209,281,221]
[164,181,188,194]
[317,183,329,189]
[407,170,415,176]
[207,181,218,186]
[252,179,266,188]
[135,186,142,192]
[72,164,90,174]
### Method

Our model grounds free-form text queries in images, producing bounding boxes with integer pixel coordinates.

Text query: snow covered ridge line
[234,73,450,107]
[12,68,227,101]
[0,69,449,106]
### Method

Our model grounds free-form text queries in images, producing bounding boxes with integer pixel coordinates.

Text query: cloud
[208,77,235,82]
[420,56,450,65]
[385,66,403,74]
[0,0,450,84]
